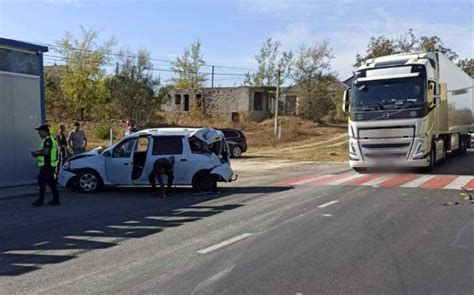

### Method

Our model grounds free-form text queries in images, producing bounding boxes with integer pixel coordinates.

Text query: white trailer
[343,52,474,172]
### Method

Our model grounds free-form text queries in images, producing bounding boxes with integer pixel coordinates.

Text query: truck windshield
[351,78,425,111]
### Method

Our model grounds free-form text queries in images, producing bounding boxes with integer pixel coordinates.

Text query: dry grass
[54,115,348,162]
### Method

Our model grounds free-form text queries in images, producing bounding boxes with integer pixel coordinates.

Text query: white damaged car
[58,128,235,193]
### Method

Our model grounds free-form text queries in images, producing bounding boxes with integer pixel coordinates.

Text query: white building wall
[0,72,41,187]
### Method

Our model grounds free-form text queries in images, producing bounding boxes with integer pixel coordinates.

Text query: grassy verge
[51,116,348,162]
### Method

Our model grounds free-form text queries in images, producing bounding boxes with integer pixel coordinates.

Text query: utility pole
[211,65,215,88]
[274,69,281,136]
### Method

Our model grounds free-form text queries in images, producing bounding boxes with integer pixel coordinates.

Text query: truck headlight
[412,139,425,159]
[349,141,359,160]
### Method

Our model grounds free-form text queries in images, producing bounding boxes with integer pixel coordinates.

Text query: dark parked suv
[219,128,247,158]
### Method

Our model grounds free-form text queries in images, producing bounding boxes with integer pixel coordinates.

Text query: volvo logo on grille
[382,112,390,119]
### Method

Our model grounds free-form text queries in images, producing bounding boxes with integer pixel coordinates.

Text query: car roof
[133,128,200,137]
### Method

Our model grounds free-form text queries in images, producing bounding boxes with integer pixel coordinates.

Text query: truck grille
[358,126,414,139]
[357,126,415,160]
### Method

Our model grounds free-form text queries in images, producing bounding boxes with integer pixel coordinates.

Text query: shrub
[94,123,114,140]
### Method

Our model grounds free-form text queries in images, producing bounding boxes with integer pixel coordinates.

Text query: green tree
[171,41,206,89]
[457,58,474,78]
[292,41,336,123]
[244,38,293,86]
[417,36,458,60]
[107,49,161,123]
[354,36,397,67]
[55,27,115,120]
[44,65,72,120]
[354,30,459,67]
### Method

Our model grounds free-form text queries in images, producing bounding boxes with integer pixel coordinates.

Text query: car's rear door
[149,135,189,184]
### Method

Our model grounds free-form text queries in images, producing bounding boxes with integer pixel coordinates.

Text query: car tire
[231,146,243,158]
[76,170,103,193]
[192,171,217,193]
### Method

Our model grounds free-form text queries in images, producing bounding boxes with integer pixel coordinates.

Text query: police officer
[31,125,61,207]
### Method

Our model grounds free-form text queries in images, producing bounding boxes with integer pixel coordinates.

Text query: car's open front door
[105,137,137,185]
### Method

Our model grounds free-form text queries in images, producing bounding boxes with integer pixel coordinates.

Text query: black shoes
[32,200,43,207]
[47,200,61,206]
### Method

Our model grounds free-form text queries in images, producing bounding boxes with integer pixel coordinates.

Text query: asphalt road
[0,151,473,294]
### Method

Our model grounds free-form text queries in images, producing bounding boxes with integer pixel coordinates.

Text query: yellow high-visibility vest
[37,136,58,168]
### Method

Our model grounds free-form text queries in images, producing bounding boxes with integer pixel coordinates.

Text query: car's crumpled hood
[190,128,223,145]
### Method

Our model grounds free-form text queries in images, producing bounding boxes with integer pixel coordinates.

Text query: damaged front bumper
[211,164,234,182]
[58,169,77,188]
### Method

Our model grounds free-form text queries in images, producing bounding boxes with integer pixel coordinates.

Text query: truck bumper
[350,157,430,168]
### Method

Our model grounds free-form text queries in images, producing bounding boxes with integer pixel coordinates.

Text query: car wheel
[231,146,242,158]
[76,170,103,193]
[192,171,217,193]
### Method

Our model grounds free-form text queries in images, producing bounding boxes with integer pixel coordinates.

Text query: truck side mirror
[429,81,439,96]
[342,89,350,114]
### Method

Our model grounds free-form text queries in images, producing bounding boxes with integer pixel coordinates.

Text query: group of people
[30,119,175,207]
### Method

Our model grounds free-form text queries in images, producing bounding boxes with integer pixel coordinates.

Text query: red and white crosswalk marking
[275,172,474,191]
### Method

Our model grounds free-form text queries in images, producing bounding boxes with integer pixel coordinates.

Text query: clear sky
[1,0,472,86]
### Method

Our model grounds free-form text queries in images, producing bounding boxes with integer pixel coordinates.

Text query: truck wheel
[460,137,467,155]
[422,143,436,173]
[76,170,103,193]
[353,167,367,173]
[192,171,217,193]
[231,146,243,158]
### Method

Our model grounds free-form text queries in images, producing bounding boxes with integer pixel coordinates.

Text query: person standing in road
[56,124,68,174]
[124,119,139,137]
[148,156,175,197]
[31,125,61,207]
[68,122,87,156]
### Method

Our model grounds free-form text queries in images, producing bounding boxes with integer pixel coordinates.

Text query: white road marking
[322,214,333,217]
[361,174,395,187]
[198,233,253,254]
[443,176,474,190]
[328,174,361,185]
[32,241,49,246]
[400,175,436,188]
[317,200,339,208]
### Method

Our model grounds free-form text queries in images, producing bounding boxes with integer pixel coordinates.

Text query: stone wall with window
[162,86,299,122]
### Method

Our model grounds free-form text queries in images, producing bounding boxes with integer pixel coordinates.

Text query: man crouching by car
[148,156,175,197]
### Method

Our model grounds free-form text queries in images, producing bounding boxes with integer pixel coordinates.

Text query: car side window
[223,130,239,138]
[152,136,183,155]
[113,138,137,158]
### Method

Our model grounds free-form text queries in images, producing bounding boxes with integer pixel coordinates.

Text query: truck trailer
[342,52,474,172]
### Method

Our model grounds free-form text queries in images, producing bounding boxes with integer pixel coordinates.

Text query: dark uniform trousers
[148,169,174,193]
[38,166,60,203]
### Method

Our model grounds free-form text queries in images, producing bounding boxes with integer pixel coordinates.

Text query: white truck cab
[343,52,473,172]
[58,128,234,193]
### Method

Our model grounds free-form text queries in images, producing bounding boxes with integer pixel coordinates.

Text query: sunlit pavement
[0,150,473,294]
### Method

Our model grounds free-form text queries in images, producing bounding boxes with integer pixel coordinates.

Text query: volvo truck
[342,52,474,172]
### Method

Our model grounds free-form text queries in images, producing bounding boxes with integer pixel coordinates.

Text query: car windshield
[351,77,425,111]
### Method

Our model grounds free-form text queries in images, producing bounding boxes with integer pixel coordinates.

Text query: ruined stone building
[161,86,298,122]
